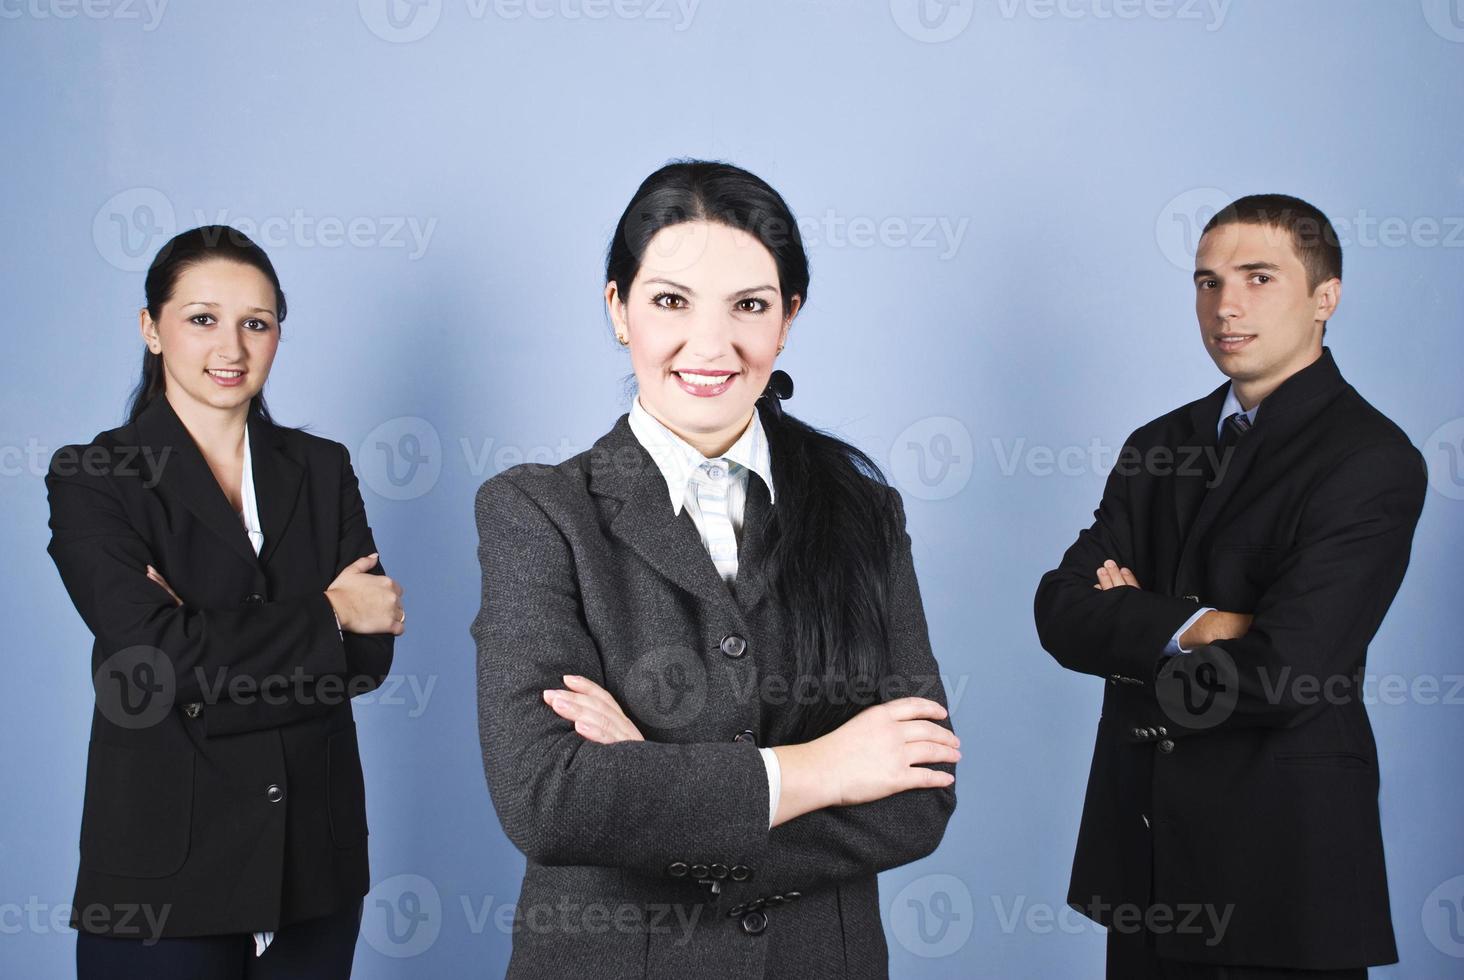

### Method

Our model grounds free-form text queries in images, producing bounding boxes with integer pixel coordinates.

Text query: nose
[683,308,736,360]
[215,324,247,361]
[1214,282,1244,322]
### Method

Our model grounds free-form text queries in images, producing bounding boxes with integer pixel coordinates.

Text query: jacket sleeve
[472,471,773,879]
[1033,428,1202,682]
[752,486,956,898]
[333,443,394,696]
[45,441,359,736]
[1160,442,1427,735]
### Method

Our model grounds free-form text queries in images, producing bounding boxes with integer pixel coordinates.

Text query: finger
[904,767,956,790]
[904,742,962,766]
[1095,566,1113,590]
[901,719,960,747]
[562,675,630,722]
[1119,567,1141,589]
[348,553,380,573]
[883,697,949,722]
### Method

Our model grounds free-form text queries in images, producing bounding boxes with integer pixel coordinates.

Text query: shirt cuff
[758,747,781,829]
[1165,607,1215,655]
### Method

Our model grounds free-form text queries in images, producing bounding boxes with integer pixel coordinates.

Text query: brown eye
[737,297,770,313]
[652,292,686,310]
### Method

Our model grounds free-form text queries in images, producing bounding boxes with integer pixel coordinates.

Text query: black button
[730,865,751,881]
[266,783,284,803]
[747,898,764,911]
[1184,594,1199,602]
[1158,739,1175,753]
[690,863,709,879]
[733,730,757,744]
[741,910,768,935]
[766,895,785,907]
[244,593,265,605]
[1156,726,1168,737]
[709,864,728,879]
[667,861,688,878]
[719,634,747,659]
[1131,727,1145,738]
[183,702,202,719]
[784,891,801,901]
[728,904,746,917]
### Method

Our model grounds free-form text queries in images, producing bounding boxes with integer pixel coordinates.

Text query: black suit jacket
[45,394,394,939]
[1034,348,1427,969]
[472,410,956,979]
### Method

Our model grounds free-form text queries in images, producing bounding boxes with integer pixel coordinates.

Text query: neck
[1231,345,1323,412]
[165,389,249,460]
[642,397,753,459]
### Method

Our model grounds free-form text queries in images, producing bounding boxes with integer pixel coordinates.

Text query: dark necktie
[1206,411,1252,487]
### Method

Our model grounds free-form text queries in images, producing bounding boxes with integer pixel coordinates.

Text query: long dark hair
[607,160,898,741]
[125,225,287,424]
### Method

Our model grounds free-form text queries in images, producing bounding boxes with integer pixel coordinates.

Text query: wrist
[771,739,835,825]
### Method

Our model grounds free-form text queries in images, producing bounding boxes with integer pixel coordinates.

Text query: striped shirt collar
[627,395,777,515]
[1218,384,1260,440]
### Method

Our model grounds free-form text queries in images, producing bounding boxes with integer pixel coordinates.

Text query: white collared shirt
[625,396,783,828]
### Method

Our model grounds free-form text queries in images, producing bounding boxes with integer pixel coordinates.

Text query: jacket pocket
[79,740,193,878]
[1273,751,1372,769]
[326,728,369,847]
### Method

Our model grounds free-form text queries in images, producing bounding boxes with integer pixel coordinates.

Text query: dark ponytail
[607,160,898,740]
[125,225,287,425]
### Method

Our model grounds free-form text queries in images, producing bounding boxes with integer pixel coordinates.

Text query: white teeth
[677,372,732,386]
[209,369,243,378]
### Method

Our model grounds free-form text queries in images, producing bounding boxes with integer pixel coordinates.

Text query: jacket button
[766,894,785,907]
[667,861,688,878]
[785,891,801,901]
[266,783,284,803]
[733,730,757,744]
[244,593,265,605]
[709,863,728,879]
[719,634,747,659]
[740,910,768,935]
[730,865,751,881]
[728,904,746,917]
[1159,739,1176,753]
[690,863,708,879]
[183,702,202,719]
[1156,726,1168,737]
[1184,594,1199,602]
[1131,727,1145,738]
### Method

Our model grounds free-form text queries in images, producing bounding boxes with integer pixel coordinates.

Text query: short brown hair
[1201,193,1342,293]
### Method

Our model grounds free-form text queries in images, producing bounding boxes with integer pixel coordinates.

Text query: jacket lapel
[248,420,304,567]
[135,396,305,571]
[590,415,746,621]
[1173,347,1347,570]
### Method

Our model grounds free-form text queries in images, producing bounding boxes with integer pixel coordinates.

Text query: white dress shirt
[238,425,274,958]
[626,396,783,828]
[1163,384,1261,655]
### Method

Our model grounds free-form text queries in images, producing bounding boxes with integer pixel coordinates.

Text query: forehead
[171,259,276,305]
[636,220,780,289]
[1195,221,1304,272]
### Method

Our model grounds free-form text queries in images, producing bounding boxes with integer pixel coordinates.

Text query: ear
[604,281,629,341]
[779,295,802,348]
[138,307,159,352]
[1312,277,1341,325]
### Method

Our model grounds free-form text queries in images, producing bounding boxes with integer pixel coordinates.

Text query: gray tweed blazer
[472,412,956,979]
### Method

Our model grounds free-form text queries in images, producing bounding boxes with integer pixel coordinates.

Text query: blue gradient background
[3,1,1462,976]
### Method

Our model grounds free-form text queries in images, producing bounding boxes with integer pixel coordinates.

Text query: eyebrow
[1192,261,1282,281]
[643,277,778,300]
[180,301,276,315]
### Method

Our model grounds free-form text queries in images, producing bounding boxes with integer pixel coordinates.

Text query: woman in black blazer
[472,161,959,979]
[46,226,404,979]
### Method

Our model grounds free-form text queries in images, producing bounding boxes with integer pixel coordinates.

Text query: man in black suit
[1034,194,1427,978]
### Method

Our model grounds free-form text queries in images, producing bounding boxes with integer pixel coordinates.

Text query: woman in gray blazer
[472,161,959,979]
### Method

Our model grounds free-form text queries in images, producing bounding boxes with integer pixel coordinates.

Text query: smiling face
[605,219,798,457]
[1193,221,1340,407]
[139,258,280,419]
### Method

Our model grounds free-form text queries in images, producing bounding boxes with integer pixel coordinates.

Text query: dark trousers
[1107,926,1367,980]
[76,899,362,980]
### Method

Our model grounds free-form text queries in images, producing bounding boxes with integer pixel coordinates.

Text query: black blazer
[1034,348,1426,970]
[472,411,956,980]
[45,394,394,939]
